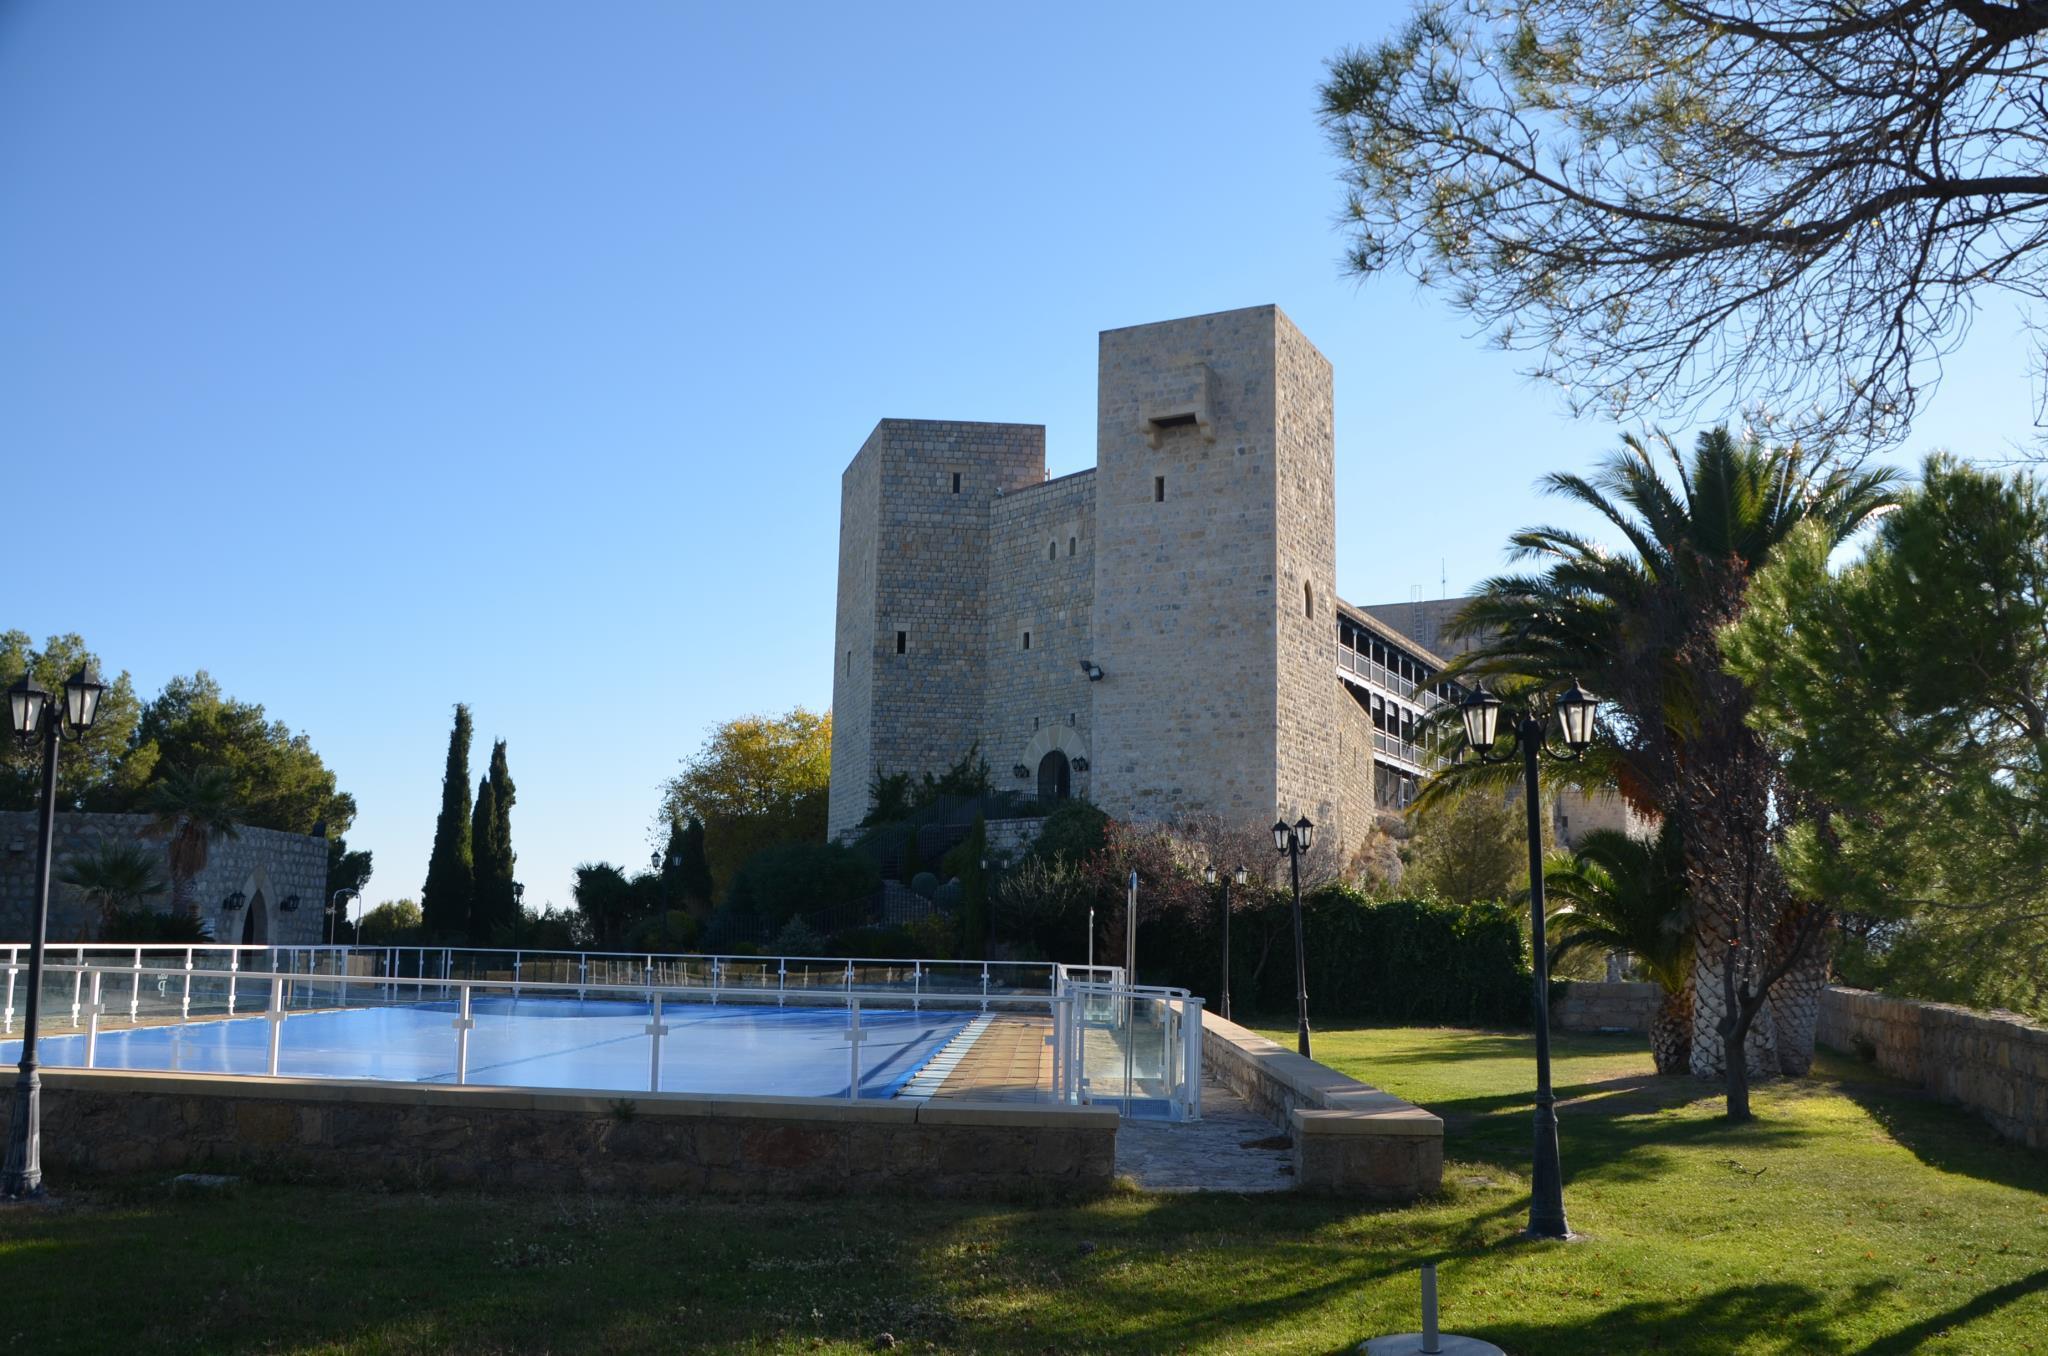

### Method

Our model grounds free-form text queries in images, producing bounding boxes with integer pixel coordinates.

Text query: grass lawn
[0,1025,2040,1354]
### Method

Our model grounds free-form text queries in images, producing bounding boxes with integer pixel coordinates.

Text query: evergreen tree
[669,815,713,914]
[958,814,989,959]
[420,704,474,941]
[471,739,518,939]
[469,774,498,943]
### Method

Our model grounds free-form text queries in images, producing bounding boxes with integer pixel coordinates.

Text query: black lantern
[1233,866,1247,886]
[1556,678,1600,751]
[1012,764,1031,779]
[1202,864,1217,885]
[279,895,300,913]
[62,665,106,733]
[1294,816,1315,852]
[7,673,48,740]
[222,891,247,912]
[1460,686,1504,751]
[1270,819,1289,852]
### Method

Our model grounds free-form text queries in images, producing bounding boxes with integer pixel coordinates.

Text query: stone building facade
[827,304,1639,858]
[0,811,328,947]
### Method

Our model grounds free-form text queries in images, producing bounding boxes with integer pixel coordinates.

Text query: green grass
[0,1025,2042,1354]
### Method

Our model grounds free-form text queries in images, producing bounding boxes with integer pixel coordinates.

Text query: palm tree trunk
[171,873,197,921]
[1689,927,1778,1080]
[1769,925,1830,1076]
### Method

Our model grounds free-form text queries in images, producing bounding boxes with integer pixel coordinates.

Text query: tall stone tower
[827,419,1047,840]
[1087,306,1339,834]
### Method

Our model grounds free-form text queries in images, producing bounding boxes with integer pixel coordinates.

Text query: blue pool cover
[4,996,974,1099]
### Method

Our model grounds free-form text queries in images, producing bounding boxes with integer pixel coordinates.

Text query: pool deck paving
[918,1016,1294,1191]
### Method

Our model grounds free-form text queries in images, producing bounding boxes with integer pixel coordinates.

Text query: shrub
[910,872,939,900]
[1155,887,1532,1027]
[1031,801,1109,865]
[725,843,880,928]
[98,907,211,944]
[772,916,827,956]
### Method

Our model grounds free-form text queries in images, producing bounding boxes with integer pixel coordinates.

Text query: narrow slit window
[1154,476,1166,502]
[1068,536,1076,556]
[845,650,851,676]
[1023,631,1032,650]
[895,631,907,655]
[1305,582,1314,618]
[951,472,961,494]
[1048,541,1057,561]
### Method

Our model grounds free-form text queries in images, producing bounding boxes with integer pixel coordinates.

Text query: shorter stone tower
[826,419,1045,840]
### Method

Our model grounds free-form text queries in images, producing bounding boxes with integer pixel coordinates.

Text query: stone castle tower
[827,305,1356,848]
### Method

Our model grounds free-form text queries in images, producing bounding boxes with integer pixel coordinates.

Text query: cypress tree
[670,815,713,914]
[481,739,517,935]
[959,814,989,959]
[421,703,474,941]
[469,774,498,943]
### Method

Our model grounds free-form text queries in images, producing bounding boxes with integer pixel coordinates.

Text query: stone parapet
[1550,980,1663,1033]
[1817,986,2048,1151]
[1199,1011,1442,1199]
[2,1069,1120,1195]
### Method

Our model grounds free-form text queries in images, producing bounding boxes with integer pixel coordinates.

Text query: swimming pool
[4,995,974,1100]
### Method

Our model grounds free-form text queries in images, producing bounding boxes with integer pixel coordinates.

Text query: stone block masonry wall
[827,419,1047,839]
[828,429,883,840]
[1090,307,1291,830]
[1269,312,1343,855]
[1551,980,1663,1033]
[1200,1011,1442,1199]
[1818,986,2048,1150]
[0,812,327,947]
[7,1070,1120,1196]
[983,469,1097,798]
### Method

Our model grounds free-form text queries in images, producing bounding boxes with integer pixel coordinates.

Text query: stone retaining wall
[3,1069,1120,1195]
[1199,1012,1442,1199]
[1550,980,1662,1034]
[1817,987,2048,1151]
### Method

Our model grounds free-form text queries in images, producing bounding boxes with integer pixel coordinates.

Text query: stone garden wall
[0,812,327,948]
[1200,1011,1442,1200]
[6,1069,1121,1195]
[1817,986,2048,1151]
[1550,980,1663,1034]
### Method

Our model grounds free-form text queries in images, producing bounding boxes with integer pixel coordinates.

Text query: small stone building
[0,811,329,947]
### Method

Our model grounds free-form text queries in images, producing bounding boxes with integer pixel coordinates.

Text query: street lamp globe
[62,664,106,732]
[1233,866,1247,886]
[1202,863,1217,885]
[1460,686,1503,751]
[7,673,47,740]
[1271,819,1289,853]
[1294,816,1315,852]
[1556,679,1600,752]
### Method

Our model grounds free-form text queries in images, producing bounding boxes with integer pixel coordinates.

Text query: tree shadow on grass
[1484,1280,1844,1355]
[1827,1073,2048,1194]
[1852,1267,2048,1355]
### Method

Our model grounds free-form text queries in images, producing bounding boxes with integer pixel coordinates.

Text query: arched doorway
[1037,750,1072,806]
[239,889,269,945]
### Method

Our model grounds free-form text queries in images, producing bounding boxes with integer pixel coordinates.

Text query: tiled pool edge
[1199,1012,1443,1200]
[5,1068,1118,1196]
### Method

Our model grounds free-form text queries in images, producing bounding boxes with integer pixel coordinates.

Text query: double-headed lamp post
[4,664,109,1200]
[1202,862,1248,1023]
[1271,815,1315,1057]
[1458,678,1600,1242]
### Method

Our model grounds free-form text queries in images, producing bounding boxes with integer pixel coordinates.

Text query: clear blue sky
[3,2,2034,912]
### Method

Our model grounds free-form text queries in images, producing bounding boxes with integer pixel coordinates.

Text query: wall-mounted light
[222,891,247,912]
[279,894,300,913]
[1078,659,1104,682]
[1072,757,1090,773]
[1012,764,1031,779]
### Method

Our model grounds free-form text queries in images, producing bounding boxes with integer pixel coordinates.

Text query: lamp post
[1458,677,1600,1242]
[1271,816,1315,1057]
[3,663,108,1200]
[328,888,362,948]
[1203,863,1249,1023]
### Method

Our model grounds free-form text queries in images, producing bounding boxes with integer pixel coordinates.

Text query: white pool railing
[0,950,1200,1120]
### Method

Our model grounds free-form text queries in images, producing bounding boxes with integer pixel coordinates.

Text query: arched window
[1049,541,1057,561]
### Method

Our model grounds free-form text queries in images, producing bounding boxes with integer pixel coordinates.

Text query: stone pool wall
[1198,1012,1442,1200]
[5,1069,1119,1195]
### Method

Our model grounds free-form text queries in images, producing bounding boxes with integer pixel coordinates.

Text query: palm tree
[1435,428,1898,1109]
[60,839,168,938]
[144,766,242,919]
[1540,825,1693,1075]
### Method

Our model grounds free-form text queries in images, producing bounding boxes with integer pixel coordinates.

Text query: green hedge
[1150,888,1532,1028]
